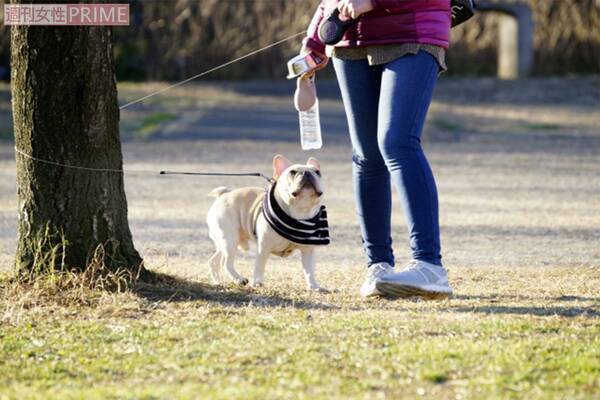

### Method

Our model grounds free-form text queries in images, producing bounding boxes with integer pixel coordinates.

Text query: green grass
[140,111,177,134]
[119,111,177,140]
[1,78,599,399]
[432,118,464,133]
[0,267,598,399]
[523,123,562,131]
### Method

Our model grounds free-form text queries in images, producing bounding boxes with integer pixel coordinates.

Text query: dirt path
[1,78,599,277]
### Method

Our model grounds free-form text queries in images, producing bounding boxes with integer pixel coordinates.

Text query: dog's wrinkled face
[272,155,324,217]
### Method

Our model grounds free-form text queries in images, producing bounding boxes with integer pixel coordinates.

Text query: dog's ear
[273,155,291,178]
[306,157,321,171]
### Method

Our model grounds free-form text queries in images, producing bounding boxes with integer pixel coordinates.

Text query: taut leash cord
[14,147,272,183]
[159,171,274,183]
[14,146,154,175]
[119,31,305,110]
[13,30,305,184]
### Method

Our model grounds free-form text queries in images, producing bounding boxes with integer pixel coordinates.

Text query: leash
[160,171,274,184]
[14,146,155,175]
[119,31,304,110]
[13,30,304,184]
[14,147,273,183]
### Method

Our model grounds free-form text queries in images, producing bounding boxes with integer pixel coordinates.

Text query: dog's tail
[208,187,231,198]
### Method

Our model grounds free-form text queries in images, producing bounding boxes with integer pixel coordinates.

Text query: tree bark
[11,8,144,275]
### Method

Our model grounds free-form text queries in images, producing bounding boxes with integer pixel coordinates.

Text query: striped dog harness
[262,183,330,246]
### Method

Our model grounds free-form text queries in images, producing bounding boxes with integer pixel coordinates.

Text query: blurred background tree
[0,0,599,80]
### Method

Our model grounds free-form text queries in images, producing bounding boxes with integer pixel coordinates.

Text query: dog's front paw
[235,277,249,286]
[251,280,264,288]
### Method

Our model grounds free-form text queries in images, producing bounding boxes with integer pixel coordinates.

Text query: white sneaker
[376,260,453,299]
[360,262,393,297]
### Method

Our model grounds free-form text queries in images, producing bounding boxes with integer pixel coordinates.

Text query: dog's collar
[261,181,330,246]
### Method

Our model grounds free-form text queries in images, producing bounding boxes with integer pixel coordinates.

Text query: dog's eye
[315,170,321,177]
[289,170,297,176]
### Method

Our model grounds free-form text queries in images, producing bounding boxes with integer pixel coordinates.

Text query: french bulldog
[206,155,328,290]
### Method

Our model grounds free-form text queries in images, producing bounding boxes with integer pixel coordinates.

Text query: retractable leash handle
[318,9,357,46]
[286,9,354,79]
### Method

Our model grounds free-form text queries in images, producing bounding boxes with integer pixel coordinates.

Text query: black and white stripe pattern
[262,183,330,246]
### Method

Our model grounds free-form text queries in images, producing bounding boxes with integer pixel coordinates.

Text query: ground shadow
[447,304,599,318]
[453,294,600,303]
[450,293,599,317]
[134,272,339,310]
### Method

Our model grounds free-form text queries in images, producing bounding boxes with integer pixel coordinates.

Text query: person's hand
[337,0,374,20]
[300,45,329,74]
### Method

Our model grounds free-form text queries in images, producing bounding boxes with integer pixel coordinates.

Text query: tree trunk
[11,13,144,275]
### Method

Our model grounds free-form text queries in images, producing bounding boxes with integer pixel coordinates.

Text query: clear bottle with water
[299,99,322,150]
[295,75,322,151]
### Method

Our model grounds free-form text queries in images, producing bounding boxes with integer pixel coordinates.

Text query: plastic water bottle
[299,99,322,150]
[295,75,323,150]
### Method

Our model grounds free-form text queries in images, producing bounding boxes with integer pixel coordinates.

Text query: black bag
[451,0,476,27]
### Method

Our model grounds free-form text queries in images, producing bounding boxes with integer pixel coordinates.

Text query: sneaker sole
[360,287,383,298]
[375,281,452,300]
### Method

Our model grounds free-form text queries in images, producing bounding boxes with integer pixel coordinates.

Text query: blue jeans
[333,51,442,267]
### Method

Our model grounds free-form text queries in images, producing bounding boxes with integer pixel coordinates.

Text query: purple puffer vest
[303,0,451,54]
